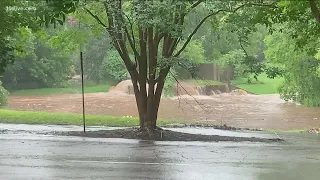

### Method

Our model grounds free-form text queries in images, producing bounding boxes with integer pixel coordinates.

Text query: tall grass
[0,110,180,126]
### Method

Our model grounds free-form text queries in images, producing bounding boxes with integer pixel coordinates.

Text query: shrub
[0,81,9,106]
[102,50,128,82]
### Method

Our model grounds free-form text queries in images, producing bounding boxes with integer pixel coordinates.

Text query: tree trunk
[132,79,164,134]
[131,79,145,128]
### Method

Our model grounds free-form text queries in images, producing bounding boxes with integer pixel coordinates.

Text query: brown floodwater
[6,92,320,130]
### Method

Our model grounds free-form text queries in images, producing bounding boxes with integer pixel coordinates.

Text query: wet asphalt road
[0,126,320,180]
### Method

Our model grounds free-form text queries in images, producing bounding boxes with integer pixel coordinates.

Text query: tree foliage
[81,33,128,84]
[0,0,42,74]
[2,27,75,90]
[102,49,128,82]
[0,0,42,104]
[81,34,112,83]
[260,0,320,106]
[265,29,320,106]
[0,81,9,106]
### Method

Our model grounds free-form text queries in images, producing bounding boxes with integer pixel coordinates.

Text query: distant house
[196,63,234,83]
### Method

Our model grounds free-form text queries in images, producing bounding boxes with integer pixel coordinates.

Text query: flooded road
[7,93,320,130]
[0,126,320,180]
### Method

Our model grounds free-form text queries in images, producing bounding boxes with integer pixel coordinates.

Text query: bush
[2,35,75,90]
[82,36,127,84]
[102,50,128,82]
[163,69,177,97]
[279,58,320,106]
[0,81,9,106]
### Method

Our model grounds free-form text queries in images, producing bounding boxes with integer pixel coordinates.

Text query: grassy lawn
[10,84,110,96]
[183,74,282,95]
[0,109,180,126]
[266,129,307,133]
[232,74,283,94]
[0,110,308,133]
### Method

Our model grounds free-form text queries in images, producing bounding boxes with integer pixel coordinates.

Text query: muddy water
[6,93,320,130]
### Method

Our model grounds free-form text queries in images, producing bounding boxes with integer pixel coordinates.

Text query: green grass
[183,74,282,95]
[0,110,308,133]
[266,129,307,133]
[231,74,283,95]
[186,79,223,86]
[0,109,180,126]
[10,84,110,96]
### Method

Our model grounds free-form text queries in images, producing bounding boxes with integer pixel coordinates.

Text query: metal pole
[79,21,86,133]
[80,51,86,133]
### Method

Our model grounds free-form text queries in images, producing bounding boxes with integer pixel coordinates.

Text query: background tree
[263,0,320,106]
[0,0,41,105]
[0,0,42,74]
[264,25,320,106]
[2,27,76,90]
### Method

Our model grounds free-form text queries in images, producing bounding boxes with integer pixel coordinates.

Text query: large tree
[42,0,278,135]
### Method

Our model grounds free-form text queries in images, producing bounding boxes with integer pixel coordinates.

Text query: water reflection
[256,162,320,180]
[117,140,168,179]
[1,133,320,179]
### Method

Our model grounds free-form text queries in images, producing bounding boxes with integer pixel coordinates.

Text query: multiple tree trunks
[100,0,278,133]
[103,1,189,132]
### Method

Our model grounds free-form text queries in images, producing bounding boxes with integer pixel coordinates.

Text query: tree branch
[190,0,204,9]
[309,0,320,23]
[239,37,248,57]
[138,27,148,82]
[174,2,277,57]
[122,12,140,60]
[162,35,171,57]
[83,7,107,28]
[169,70,207,111]
[104,2,122,56]
[148,27,157,81]
[104,1,138,79]
[123,12,137,49]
